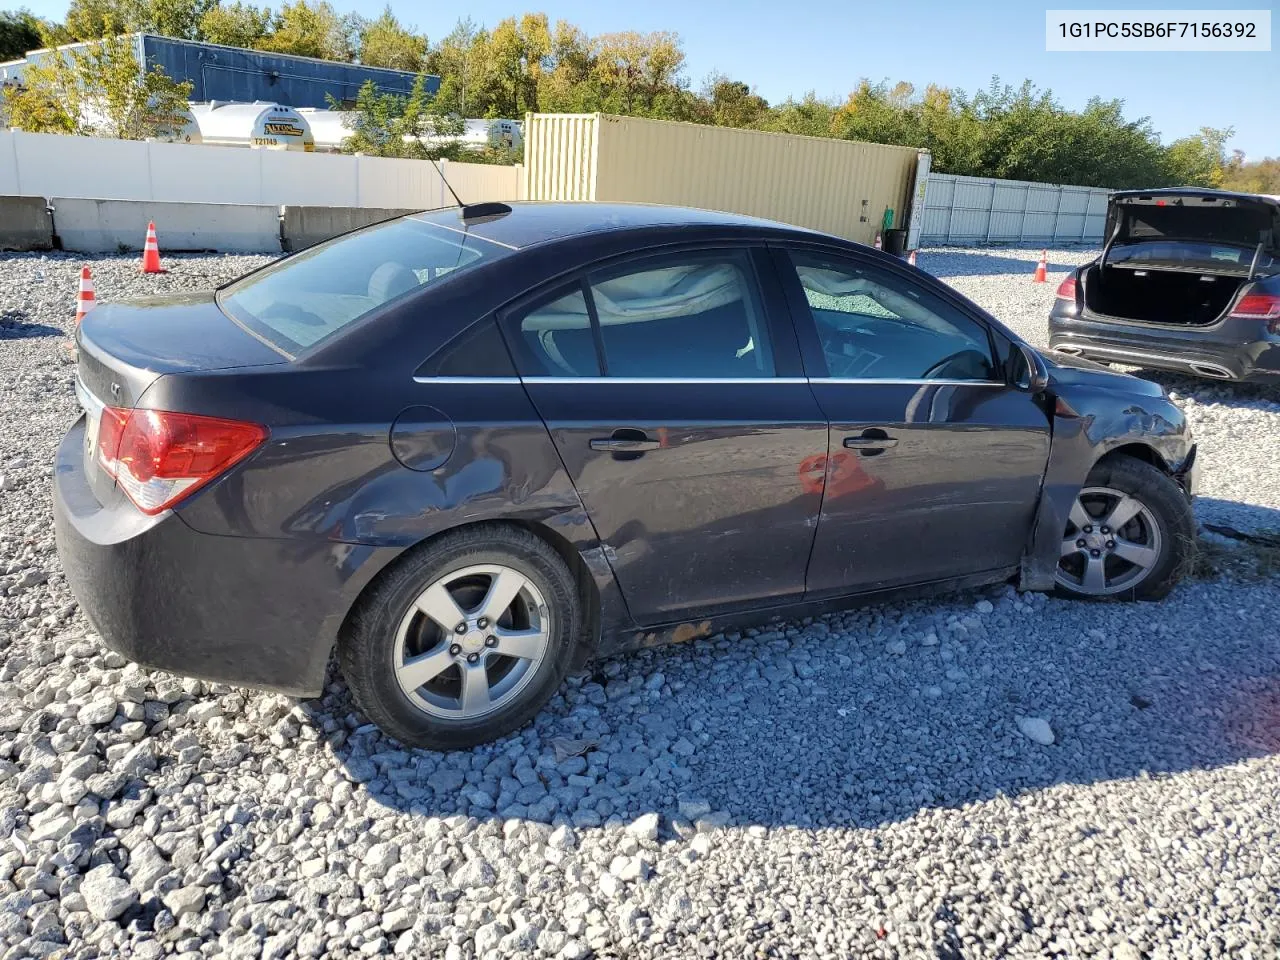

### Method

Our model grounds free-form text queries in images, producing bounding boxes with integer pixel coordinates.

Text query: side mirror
[1014,342,1050,393]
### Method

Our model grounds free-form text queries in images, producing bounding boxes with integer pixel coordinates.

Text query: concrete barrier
[281,206,419,252]
[50,198,281,253]
[0,196,55,251]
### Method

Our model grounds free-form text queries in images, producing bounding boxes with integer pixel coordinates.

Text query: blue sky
[21,0,1279,157]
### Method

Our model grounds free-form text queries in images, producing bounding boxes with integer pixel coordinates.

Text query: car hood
[1039,347,1166,398]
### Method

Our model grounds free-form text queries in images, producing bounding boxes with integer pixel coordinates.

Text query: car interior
[795,263,995,381]
[519,261,774,378]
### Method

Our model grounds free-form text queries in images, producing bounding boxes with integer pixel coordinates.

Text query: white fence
[0,130,523,209]
[920,173,1110,245]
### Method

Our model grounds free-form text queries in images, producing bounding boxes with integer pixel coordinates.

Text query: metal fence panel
[920,172,1111,244]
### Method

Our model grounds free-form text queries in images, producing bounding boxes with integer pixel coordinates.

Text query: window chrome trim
[808,378,1007,387]
[412,375,1007,387]
[412,376,523,384]
[520,377,810,385]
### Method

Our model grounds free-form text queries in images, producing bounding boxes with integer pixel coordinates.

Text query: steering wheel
[921,349,988,381]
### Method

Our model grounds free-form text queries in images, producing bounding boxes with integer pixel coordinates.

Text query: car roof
[1110,187,1280,210]
[406,202,824,250]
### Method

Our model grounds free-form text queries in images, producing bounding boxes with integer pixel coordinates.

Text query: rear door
[501,245,828,625]
[771,245,1052,596]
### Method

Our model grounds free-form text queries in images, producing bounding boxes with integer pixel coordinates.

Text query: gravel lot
[1,247,1278,960]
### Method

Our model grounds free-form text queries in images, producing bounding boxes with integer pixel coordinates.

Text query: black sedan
[54,202,1198,749]
[1050,189,1280,382]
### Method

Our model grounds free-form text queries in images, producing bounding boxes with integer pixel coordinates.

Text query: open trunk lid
[1103,189,1280,275]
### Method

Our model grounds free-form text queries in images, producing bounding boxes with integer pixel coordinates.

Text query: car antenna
[431,159,512,225]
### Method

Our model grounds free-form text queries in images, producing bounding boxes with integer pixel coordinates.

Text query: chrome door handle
[843,433,898,455]
[590,438,661,452]
[843,436,898,448]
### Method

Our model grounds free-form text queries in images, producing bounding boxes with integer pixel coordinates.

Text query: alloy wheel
[392,564,551,719]
[1055,486,1163,596]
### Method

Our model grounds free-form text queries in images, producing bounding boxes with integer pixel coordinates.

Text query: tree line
[2,3,1276,191]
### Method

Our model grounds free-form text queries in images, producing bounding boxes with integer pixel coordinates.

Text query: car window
[590,255,774,378]
[788,252,995,381]
[518,287,600,377]
[219,216,511,355]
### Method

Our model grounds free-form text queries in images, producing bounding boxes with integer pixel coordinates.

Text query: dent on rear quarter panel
[1021,387,1191,591]
[172,374,631,652]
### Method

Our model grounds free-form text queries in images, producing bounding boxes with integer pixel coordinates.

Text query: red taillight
[1055,275,1077,301]
[97,407,267,515]
[1230,294,1280,333]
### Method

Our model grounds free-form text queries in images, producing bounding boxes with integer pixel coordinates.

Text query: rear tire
[1053,455,1194,601]
[339,525,580,750]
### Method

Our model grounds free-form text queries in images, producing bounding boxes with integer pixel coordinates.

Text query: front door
[503,247,828,625]
[772,246,1052,596]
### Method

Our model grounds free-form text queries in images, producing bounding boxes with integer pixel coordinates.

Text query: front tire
[1053,455,1194,601]
[339,525,581,750]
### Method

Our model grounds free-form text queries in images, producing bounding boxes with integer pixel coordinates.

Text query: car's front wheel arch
[1053,452,1196,601]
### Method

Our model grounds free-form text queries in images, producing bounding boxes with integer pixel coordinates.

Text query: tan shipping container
[522,113,923,246]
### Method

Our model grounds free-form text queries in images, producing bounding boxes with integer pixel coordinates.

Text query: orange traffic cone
[74,267,96,324]
[1032,250,1048,283]
[907,249,918,267]
[140,221,166,274]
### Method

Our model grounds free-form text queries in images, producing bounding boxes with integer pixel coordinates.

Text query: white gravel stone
[1017,716,1056,745]
[0,249,1277,959]
[162,885,206,917]
[80,865,138,920]
[76,696,117,725]
[627,812,660,842]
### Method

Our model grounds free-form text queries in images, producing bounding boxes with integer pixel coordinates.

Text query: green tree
[591,30,685,115]
[701,73,768,128]
[2,32,192,138]
[755,92,838,138]
[148,0,215,39]
[62,0,138,39]
[1163,126,1231,187]
[257,0,351,60]
[0,8,43,59]
[355,6,424,71]
[335,74,465,159]
[1221,152,1280,194]
[488,13,550,115]
[61,0,210,41]
[197,1,270,47]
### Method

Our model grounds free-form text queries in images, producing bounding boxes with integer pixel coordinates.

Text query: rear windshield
[1108,240,1278,274]
[218,216,512,355]
[1113,200,1277,251]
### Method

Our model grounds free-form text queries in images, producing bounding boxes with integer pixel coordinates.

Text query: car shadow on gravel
[920,249,1090,278]
[311,558,1280,834]
[0,310,63,339]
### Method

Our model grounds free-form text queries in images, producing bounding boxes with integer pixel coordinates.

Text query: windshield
[219,216,512,355]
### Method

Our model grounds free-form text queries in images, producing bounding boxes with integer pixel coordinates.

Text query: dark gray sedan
[54,202,1198,749]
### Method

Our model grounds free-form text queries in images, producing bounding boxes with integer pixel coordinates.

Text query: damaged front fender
[1020,379,1195,592]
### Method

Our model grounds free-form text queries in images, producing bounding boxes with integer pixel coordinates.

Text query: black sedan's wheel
[340,525,580,749]
[1054,456,1194,601]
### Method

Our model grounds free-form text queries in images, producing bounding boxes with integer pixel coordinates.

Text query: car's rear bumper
[53,415,372,698]
[1048,307,1280,383]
